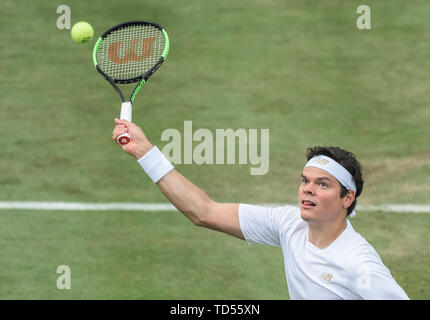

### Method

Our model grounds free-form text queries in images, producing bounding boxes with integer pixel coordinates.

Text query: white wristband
[137,146,174,183]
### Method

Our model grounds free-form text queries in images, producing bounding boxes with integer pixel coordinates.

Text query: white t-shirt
[238,204,409,300]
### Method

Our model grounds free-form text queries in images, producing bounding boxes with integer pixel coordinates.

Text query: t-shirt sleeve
[346,245,409,300]
[238,204,300,247]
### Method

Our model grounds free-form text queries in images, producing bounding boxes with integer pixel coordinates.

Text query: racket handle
[117,102,132,145]
[120,101,132,122]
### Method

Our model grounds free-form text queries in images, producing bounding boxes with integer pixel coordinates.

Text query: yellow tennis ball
[71,21,94,43]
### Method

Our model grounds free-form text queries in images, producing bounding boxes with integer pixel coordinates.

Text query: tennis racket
[93,20,169,145]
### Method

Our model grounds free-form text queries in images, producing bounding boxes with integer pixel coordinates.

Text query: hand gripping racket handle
[117,102,132,145]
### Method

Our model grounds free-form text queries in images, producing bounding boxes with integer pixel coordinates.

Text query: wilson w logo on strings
[109,37,157,64]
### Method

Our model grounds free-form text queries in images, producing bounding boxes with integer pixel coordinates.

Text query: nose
[302,182,316,195]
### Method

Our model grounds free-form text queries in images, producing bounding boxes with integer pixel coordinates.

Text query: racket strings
[97,24,165,80]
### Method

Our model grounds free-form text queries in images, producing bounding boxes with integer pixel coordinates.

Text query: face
[298,167,354,223]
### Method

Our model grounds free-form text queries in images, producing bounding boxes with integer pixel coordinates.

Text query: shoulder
[342,223,382,264]
[239,204,302,226]
[339,223,409,299]
[238,204,304,246]
[338,223,383,268]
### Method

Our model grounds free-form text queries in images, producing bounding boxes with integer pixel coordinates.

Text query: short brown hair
[305,146,364,216]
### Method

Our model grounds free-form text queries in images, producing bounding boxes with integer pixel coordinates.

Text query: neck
[307,217,347,249]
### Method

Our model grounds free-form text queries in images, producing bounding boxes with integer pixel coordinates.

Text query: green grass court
[0,0,429,299]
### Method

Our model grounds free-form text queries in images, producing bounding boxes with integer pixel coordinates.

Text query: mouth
[301,200,316,208]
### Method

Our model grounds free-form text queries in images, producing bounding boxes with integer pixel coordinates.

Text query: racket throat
[120,101,132,122]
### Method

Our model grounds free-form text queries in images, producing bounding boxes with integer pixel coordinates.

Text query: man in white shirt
[112,118,409,300]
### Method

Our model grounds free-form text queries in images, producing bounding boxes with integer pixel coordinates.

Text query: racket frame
[93,20,169,103]
[92,20,169,144]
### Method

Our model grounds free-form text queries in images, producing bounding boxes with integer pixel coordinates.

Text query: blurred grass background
[0,0,429,299]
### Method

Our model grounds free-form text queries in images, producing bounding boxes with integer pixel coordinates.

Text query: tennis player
[112,118,409,300]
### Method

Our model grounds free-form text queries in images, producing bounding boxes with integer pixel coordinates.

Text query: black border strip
[0,300,422,318]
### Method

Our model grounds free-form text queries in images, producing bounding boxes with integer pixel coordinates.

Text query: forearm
[112,122,214,226]
[157,169,213,226]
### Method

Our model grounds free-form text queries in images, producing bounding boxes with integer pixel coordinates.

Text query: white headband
[304,155,357,217]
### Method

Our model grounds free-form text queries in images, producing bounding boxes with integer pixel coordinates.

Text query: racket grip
[117,102,132,145]
[120,101,132,122]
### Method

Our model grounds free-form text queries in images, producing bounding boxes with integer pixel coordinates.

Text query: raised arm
[112,119,244,240]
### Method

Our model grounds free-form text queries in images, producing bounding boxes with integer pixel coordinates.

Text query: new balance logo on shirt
[319,272,333,282]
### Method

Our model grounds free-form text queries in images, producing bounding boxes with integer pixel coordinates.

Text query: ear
[343,190,356,210]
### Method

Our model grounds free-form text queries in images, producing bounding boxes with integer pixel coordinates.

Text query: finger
[115,118,132,127]
[112,124,126,131]
[112,130,127,139]
[112,125,128,134]
[112,128,128,140]
[114,124,127,130]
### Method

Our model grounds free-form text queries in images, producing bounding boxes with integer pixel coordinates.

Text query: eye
[301,178,308,185]
[319,182,327,188]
